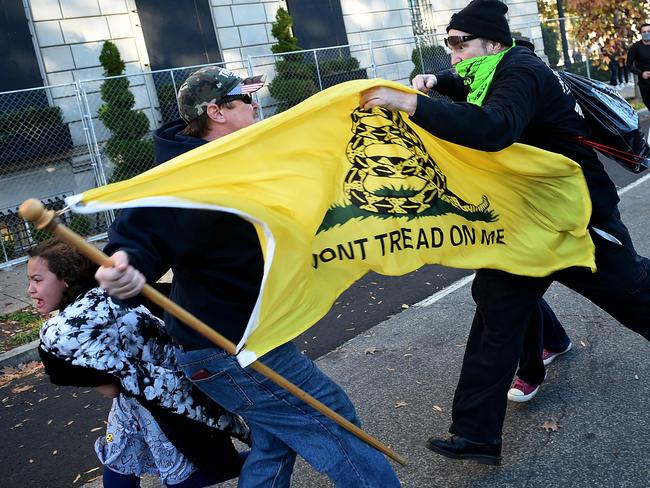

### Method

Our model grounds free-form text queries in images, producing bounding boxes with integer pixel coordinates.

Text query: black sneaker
[426,435,502,466]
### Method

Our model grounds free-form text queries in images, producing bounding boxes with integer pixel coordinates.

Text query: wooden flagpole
[19,198,407,466]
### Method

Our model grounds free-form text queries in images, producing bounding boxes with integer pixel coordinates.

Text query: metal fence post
[76,79,114,226]
[585,47,591,79]
[0,236,8,263]
[247,55,265,120]
[416,35,425,75]
[368,40,377,78]
[170,69,182,117]
[314,50,323,91]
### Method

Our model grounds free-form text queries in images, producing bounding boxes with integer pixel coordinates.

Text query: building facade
[7,0,543,93]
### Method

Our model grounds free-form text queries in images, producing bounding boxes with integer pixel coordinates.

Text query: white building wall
[23,0,547,130]
[210,0,283,67]
[504,0,545,57]
[25,0,151,146]
[340,0,415,84]
[210,0,285,107]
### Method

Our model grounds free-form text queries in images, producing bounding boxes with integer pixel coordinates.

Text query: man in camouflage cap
[175,66,265,139]
[96,62,402,486]
[177,66,265,123]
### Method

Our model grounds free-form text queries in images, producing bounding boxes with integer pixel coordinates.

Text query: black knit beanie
[447,0,512,46]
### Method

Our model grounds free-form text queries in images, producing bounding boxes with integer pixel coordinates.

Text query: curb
[0,339,40,369]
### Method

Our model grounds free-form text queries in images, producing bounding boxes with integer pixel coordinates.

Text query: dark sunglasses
[220,94,253,105]
[444,35,478,47]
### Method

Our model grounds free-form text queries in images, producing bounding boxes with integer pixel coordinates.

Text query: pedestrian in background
[628,23,650,107]
[615,41,631,88]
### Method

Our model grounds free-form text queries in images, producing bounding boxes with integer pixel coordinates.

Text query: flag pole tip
[19,199,55,229]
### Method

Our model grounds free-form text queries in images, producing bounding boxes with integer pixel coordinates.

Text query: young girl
[28,238,249,487]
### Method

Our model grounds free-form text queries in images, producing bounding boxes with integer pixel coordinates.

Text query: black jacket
[627,40,650,86]
[104,120,264,348]
[411,46,619,224]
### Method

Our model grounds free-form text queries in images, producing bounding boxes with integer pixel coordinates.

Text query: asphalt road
[1,121,648,487]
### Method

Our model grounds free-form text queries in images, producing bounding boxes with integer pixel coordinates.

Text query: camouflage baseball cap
[177,66,265,122]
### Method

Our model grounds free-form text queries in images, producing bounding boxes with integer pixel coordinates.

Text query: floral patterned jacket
[39,287,249,442]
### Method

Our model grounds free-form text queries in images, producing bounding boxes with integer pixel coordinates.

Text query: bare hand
[95,250,145,299]
[643,71,650,80]
[359,87,418,115]
[411,74,437,92]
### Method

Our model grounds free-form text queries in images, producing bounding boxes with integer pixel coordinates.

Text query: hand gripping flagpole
[19,198,407,466]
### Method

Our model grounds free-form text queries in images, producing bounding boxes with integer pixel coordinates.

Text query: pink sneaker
[507,377,540,402]
[542,342,572,366]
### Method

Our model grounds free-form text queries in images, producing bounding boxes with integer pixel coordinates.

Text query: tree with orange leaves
[565,0,649,49]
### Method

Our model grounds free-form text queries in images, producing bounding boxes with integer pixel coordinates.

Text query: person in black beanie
[360,0,650,466]
[445,0,512,46]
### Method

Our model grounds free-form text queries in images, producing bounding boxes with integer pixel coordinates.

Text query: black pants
[449,210,650,443]
[609,61,620,86]
[639,83,650,111]
[516,298,570,386]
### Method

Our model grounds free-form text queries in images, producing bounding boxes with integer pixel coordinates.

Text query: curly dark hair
[28,238,98,310]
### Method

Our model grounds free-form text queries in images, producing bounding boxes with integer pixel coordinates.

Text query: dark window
[286,0,349,49]
[0,0,44,91]
[135,0,221,71]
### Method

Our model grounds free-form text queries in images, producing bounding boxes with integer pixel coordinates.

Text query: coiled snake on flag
[344,107,489,215]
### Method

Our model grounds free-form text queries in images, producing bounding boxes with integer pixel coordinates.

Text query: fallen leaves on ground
[0,361,43,389]
[432,405,443,412]
[541,420,560,432]
[394,400,408,408]
[11,385,33,394]
[364,347,377,355]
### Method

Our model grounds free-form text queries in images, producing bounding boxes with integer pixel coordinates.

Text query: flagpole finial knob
[19,199,55,230]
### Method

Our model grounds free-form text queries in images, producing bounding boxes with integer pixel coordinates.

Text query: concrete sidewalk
[0,263,40,367]
[0,263,32,316]
[82,174,650,487]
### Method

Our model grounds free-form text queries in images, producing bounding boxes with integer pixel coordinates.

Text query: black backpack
[557,70,650,173]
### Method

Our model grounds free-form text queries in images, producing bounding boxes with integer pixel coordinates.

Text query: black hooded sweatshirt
[104,120,264,348]
[411,46,620,224]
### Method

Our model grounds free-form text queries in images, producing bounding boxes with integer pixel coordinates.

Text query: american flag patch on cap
[241,75,266,93]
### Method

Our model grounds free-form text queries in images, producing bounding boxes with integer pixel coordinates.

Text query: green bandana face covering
[455,41,515,106]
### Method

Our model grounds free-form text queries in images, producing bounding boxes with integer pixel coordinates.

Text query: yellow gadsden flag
[67,79,595,366]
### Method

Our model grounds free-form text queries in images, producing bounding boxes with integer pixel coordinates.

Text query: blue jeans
[176,342,400,488]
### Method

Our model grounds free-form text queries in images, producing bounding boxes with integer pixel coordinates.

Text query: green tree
[409,44,451,81]
[270,8,300,54]
[541,23,561,67]
[97,41,154,182]
[268,8,317,113]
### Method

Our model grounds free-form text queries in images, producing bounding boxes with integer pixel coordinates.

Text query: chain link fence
[3,30,586,268]
[0,82,110,263]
